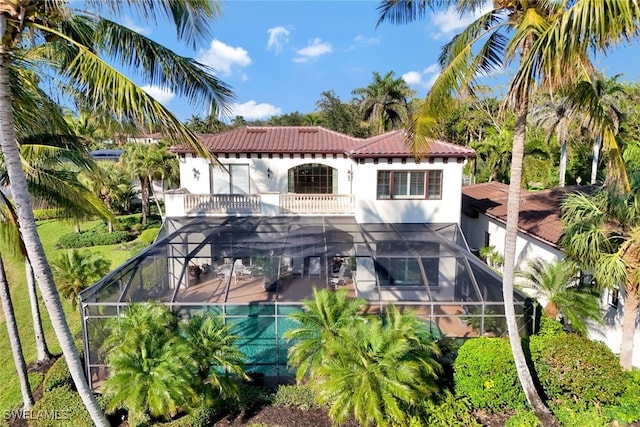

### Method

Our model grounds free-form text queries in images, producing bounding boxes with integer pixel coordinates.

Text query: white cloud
[197,39,252,76]
[267,26,290,53]
[348,34,381,50]
[431,2,493,38]
[293,38,332,63]
[121,15,151,35]
[229,101,282,120]
[402,64,441,90]
[141,85,175,104]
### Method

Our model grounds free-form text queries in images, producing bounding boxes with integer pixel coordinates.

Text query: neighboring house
[461,181,640,367]
[89,148,123,162]
[125,132,164,144]
[80,127,538,389]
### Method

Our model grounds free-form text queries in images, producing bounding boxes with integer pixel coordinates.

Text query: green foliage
[549,403,609,427]
[33,209,67,220]
[51,249,111,308]
[28,385,108,427]
[273,384,325,410]
[537,315,564,337]
[42,356,73,393]
[155,404,222,427]
[58,230,131,248]
[416,390,481,427]
[138,227,160,245]
[605,370,640,425]
[505,410,541,427]
[529,333,625,407]
[454,337,527,412]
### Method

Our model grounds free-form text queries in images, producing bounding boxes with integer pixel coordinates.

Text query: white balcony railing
[166,191,355,217]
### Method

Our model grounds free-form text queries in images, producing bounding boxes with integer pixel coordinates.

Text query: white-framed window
[377,170,442,200]
[210,164,250,194]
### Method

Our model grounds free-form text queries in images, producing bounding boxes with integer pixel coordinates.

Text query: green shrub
[273,384,325,410]
[454,337,527,412]
[58,230,131,248]
[157,404,222,427]
[418,390,481,427]
[138,227,160,245]
[33,209,66,220]
[530,333,625,407]
[505,410,540,427]
[605,370,640,425]
[550,403,609,427]
[28,386,107,427]
[42,356,73,393]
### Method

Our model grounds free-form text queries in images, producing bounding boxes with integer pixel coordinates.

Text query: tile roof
[169,126,476,159]
[461,182,593,248]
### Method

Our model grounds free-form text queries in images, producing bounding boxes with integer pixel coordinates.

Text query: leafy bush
[138,227,160,245]
[33,209,66,220]
[414,390,481,427]
[42,356,73,393]
[550,403,609,427]
[530,333,625,407]
[273,384,325,410]
[156,404,223,427]
[605,370,640,425]
[28,385,107,427]
[505,410,540,427]
[58,230,131,248]
[454,337,527,412]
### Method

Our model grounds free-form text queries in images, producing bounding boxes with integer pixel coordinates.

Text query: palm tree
[352,71,414,135]
[515,259,602,335]
[181,314,248,400]
[122,142,166,224]
[530,95,573,187]
[102,303,197,425]
[560,186,640,370]
[0,252,34,411]
[51,249,111,308]
[377,2,639,423]
[0,2,232,424]
[284,288,367,382]
[314,306,440,427]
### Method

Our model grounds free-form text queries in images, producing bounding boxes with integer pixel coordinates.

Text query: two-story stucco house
[80,127,535,388]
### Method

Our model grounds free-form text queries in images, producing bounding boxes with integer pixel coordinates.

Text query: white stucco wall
[176,154,467,224]
[354,158,466,224]
[461,211,640,368]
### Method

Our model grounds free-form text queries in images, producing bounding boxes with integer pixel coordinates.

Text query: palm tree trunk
[25,260,52,362]
[620,283,638,370]
[148,174,165,221]
[0,44,110,427]
[140,175,149,225]
[591,137,601,184]
[503,84,558,424]
[559,140,567,187]
[0,253,34,411]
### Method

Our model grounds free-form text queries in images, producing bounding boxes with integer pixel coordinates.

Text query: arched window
[288,163,337,194]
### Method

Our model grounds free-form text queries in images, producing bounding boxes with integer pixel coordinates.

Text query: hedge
[273,384,325,410]
[58,230,131,248]
[42,356,73,393]
[28,386,107,427]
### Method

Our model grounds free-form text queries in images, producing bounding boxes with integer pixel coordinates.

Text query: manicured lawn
[0,218,144,417]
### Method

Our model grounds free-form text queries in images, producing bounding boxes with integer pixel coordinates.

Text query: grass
[0,217,147,417]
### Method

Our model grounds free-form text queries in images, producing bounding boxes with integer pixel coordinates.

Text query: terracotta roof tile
[461,182,594,248]
[169,126,476,159]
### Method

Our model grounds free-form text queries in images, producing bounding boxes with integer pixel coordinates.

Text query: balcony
[165,190,355,217]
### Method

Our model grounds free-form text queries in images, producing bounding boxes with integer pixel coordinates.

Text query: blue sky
[119,1,640,122]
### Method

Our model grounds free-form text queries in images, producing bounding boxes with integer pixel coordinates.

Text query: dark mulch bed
[214,405,358,427]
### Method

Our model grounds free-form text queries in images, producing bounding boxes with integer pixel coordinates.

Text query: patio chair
[308,256,321,278]
[233,259,249,278]
[330,263,348,289]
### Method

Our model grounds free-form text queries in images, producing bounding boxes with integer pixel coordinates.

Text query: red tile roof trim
[168,126,476,159]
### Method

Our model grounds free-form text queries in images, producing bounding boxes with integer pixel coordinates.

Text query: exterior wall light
[193,167,200,180]
[267,168,273,179]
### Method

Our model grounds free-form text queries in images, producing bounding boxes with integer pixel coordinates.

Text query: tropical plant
[51,249,111,308]
[377,1,640,424]
[560,184,640,370]
[0,2,232,423]
[181,313,248,400]
[284,288,367,382]
[515,259,601,335]
[313,306,440,427]
[102,303,197,425]
[352,70,414,134]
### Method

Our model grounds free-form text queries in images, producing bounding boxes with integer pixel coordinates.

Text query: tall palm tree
[515,259,602,335]
[0,2,233,425]
[352,71,414,134]
[0,252,34,411]
[314,306,440,427]
[51,249,111,309]
[530,95,573,187]
[284,288,367,382]
[122,142,166,224]
[378,2,639,423]
[560,186,640,370]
